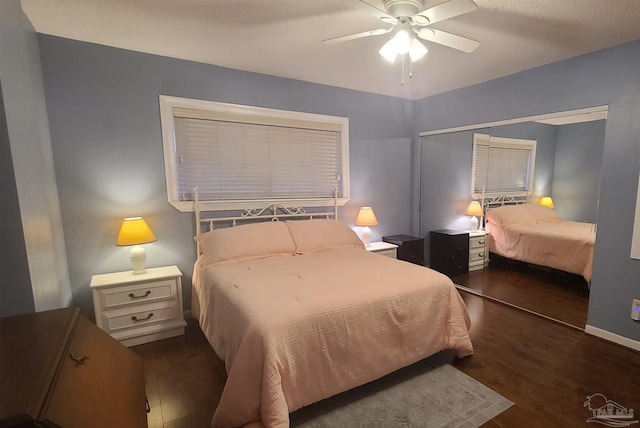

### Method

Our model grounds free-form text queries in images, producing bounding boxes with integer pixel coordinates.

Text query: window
[471,133,536,198]
[159,96,350,212]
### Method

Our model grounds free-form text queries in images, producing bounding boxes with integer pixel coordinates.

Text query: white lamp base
[130,245,147,275]
[362,226,372,247]
[470,216,479,231]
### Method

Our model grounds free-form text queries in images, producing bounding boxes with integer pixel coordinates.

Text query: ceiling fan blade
[356,0,398,24]
[417,28,479,53]
[322,27,392,45]
[413,0,478,26]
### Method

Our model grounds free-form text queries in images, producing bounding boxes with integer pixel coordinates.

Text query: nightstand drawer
[91,265,186,346]
[366,241,398,258]
[376,248,397,258]
[469,250,485,263]
[470,236,486,249]
[468,231,487,271]
[101,302,180,333]
[99,279,176,311]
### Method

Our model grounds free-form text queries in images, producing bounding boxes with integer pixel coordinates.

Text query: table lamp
[116,217,157,274]
[355,207,378,247]
[465,201,483,231]
[539,196,554,208]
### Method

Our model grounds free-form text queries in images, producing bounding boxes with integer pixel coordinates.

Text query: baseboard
[585,324,640,352]
[183,309,193,319]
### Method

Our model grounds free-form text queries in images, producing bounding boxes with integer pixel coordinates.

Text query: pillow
[524,204,561,222]
[486,204,536,227]
[286,219,364,254]
[196,221,296,266]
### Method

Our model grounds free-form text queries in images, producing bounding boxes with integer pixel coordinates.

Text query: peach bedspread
[193,247,473,428]
[488,220,595,282]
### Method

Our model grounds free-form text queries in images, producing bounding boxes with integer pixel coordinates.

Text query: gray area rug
[290,352,513,428]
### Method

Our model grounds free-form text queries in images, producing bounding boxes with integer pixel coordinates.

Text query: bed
[191,201,474,428]
[485,200,595,283]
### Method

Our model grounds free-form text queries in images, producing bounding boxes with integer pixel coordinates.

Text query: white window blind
[174,118,341,201]
[472,134,536,196]
[159,96,350,212]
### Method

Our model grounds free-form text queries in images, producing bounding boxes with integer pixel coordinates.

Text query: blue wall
[0,0,71,316]
[553,120,605,222]
[414,39,640,343]
[38,36,415,319]
[0,82,34,316]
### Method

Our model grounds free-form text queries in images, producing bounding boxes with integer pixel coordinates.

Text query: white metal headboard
[483,193,529,211]
[194,187,338,255]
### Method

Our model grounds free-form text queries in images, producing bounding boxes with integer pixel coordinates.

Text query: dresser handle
[132,313,154,322]
[129,290,151,299]
[478,240,485,245]
[69,352,89,365]
[479,253,485,257]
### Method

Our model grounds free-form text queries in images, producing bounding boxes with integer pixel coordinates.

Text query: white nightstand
[366,241,398,258]
[90,265,187,347]
[468,230,487,271]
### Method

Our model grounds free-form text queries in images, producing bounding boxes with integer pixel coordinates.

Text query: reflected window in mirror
[471,133,537,199]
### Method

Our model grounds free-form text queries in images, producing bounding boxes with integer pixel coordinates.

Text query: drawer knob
[478,240,485,245]
[69,352,89,365]
[129,290,151,299]
[132,312,154,322]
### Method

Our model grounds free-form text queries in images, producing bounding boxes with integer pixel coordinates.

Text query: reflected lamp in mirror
[539,196,555,208]
[355,207,378,247]
[465,201,483,231]
[116,217,157,275]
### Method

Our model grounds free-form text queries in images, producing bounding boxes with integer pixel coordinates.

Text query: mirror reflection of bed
[452,200,593,328]
[420,107,606,329]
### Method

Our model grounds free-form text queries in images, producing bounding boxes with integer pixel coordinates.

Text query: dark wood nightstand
[429,229,469,277]
[382,235,424,265]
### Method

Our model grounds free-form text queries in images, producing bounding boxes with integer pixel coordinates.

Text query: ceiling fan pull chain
[401,54,406,86]
[409,58,413,79]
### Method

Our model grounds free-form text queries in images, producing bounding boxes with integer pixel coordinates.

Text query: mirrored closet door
[419,107,607,329]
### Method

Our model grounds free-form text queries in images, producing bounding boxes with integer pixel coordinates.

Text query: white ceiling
[21,0,640,100]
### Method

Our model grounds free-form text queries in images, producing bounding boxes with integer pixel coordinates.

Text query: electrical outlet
[632,299,640,321]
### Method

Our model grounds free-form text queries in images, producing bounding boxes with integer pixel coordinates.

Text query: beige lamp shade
[117,217,157,246]
[117,217,156,275]
[539,196,554,208]
[465,201,483,231]
[355,207,378,227]
[465,201,483,217]
[355,207,378,248]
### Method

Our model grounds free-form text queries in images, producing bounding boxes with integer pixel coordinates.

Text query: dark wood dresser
[382,235,425,265]
[429,229,469,277]
[0,307,147,428]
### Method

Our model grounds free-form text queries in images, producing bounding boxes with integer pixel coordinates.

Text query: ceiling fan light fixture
[409,38,428,62]
[379,39,398,62]
[391,29,411,54]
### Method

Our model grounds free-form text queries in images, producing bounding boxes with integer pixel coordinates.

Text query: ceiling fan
[323,0,480,63]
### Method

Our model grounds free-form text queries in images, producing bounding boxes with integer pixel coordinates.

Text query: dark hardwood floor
[452,255,590,328]
[133,291,639,427]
